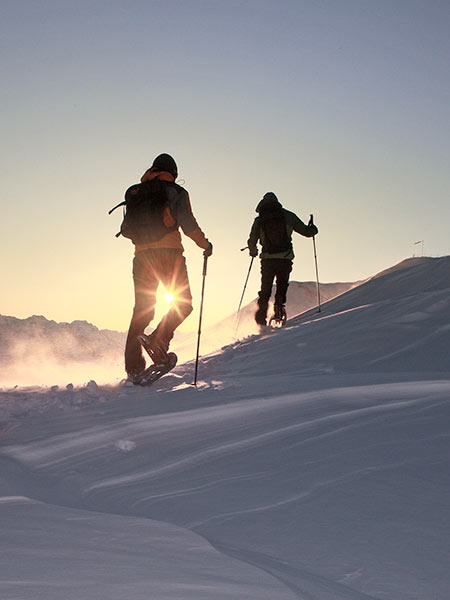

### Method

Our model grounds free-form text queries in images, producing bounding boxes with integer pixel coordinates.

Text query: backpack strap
[108,201,126,215]
[109,201,127,237]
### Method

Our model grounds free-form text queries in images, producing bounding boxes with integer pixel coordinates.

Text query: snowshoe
[138,332,170,365]
[269,304,287,328]
[133,352,178,386]
[126,369,146,385]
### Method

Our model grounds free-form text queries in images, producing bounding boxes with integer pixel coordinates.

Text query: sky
[1,0,449,332]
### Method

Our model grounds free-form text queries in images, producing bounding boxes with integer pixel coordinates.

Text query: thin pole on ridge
[235,250,255,337]
[193,254,209,387]
[309,214,321,313]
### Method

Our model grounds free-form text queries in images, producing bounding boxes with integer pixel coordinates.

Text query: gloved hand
[249,247,258,257]
[308,215,318,235]
[203,242,213,258]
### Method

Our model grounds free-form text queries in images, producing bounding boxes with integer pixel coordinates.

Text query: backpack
[259,208,292,254]
[109,179,178,244]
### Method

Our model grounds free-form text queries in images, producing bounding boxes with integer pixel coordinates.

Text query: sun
[165,292,174,305]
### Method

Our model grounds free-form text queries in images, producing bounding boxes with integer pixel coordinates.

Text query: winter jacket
[248,197,317,260]
[134,168,209,254]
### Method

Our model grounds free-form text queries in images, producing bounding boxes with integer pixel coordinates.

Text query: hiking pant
[125,248,193,373]
[257,258,293,317]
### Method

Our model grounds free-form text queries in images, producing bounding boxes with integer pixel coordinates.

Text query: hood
[256,192,282,214]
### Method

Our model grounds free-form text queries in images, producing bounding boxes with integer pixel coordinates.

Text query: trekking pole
[235,249,255,337]
[194,254,209,386]
[309,214,321,313]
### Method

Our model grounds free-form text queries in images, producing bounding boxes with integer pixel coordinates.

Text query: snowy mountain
[0,256,449,599]
[0,314,126,387]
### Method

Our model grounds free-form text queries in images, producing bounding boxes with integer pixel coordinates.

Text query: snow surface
[0,279,356,387]
[1,256,449,599]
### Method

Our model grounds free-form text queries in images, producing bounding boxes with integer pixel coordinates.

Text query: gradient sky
[1,0,449,332]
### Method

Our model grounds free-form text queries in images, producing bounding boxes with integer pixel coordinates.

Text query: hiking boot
[126,369,145,385]
[274,304,286,321]
[254,307,267,326]
[270,304,287,327]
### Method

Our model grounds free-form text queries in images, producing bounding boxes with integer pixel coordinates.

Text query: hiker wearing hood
[121,153,212,379]
[247,192,318,326]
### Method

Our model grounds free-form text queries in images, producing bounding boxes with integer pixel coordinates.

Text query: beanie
[151,153,178,178]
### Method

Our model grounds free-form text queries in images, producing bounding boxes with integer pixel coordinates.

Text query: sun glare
[165,292,174,304]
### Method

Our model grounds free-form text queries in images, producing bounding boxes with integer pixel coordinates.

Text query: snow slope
[0,279,356,386]
[1,256,449,599]
[169,279,359,365]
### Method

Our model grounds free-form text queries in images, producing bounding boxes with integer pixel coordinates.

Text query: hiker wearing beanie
[118,153,213,379]
[247,192,318,326]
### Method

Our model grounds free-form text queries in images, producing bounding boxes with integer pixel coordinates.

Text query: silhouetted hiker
[247,192,318,326]
[119,153,212,380]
